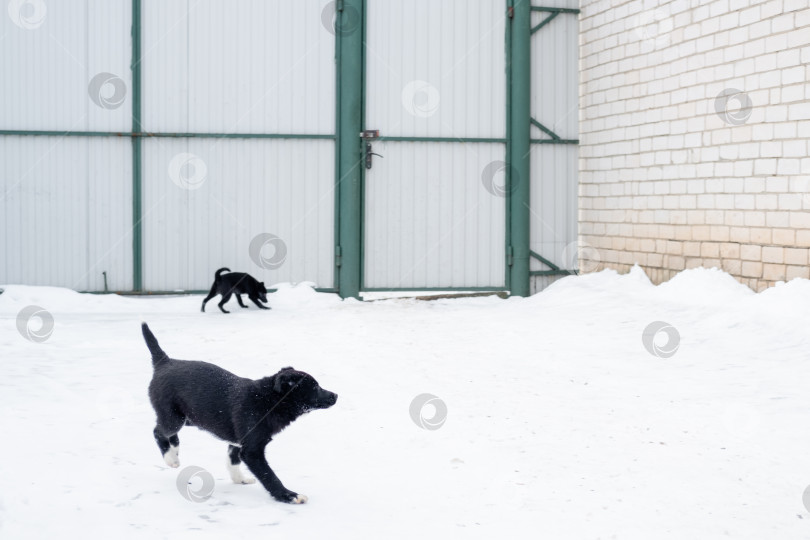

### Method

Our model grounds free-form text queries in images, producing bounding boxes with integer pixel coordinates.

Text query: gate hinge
[507,246,513,266]
[335,246,342,267]
[337,0,344,11]
[507,6,514,18]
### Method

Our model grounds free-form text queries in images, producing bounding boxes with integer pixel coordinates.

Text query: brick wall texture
[578,0,810,291]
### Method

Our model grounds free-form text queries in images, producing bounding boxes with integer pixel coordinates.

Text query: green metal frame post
[131,0,143,291]
[509,0,531,296]
[336,0,364,299]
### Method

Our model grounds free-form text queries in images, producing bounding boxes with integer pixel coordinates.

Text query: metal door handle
[365,142,383,169]
[360,130,382,170]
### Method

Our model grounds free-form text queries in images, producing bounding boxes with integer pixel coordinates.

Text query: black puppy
[141,323,337,504]
[201,267,270,313]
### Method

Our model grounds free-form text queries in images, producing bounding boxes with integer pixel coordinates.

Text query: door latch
[360,130,383,170]
[364,142,383,169]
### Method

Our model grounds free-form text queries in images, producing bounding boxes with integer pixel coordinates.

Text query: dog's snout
[322,391,338,407]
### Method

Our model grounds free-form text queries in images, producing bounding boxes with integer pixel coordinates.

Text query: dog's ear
[273,368,296,393]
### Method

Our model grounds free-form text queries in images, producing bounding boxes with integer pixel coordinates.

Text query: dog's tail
[214,267,231,280]
[141,323,169,367]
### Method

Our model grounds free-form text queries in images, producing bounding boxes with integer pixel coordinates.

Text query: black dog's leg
[153,409,184,467]
[235,294,249,309]
[249,295,271,310]
[227,445,255,484]
[218,292,232,314]
[240,446,306,504]
[153,428,181,468]
[201,283,218,312]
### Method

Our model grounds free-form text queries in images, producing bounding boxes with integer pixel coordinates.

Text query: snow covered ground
[2,266,810,539]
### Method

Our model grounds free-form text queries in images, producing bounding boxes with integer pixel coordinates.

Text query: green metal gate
[1,0,578,298]
[335,0,544,297]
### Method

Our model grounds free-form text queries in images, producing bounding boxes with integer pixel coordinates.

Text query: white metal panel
[364,142,506,289]
[0,0,132,132]
[529,4,578,284]
[142,138,334,291]
[530,7,578,140]
[0,136,133,290]
[529,145,578,271]
[365,0,507,139]
[141,0,335,134]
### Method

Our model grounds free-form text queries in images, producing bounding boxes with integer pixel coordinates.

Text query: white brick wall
[579,0,810,291]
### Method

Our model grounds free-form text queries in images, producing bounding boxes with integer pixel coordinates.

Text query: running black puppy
[201,267,270,313]
[141,323,337,504]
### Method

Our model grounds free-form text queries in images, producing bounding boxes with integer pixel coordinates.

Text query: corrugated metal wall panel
[141,138,334,291]
[141,0,335,134]
[363,142,506,289]
[0,136,133,290]
[529,145,578,269]
[365,0,507,139]
[0,0,131,132]
[529,6,578,283]
[530,7,578,140]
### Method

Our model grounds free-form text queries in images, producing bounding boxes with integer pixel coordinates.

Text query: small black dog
[141,323,337,504]
[201,267,270,313]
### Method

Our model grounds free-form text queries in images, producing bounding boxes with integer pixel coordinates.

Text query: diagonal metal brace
[531,11,558,34]
[529,250,577,276]
[530,117,561,141]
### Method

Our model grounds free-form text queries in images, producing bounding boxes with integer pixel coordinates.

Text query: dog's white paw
[227,461,255,484]
[163,446,180,468]
[291,494,308,504]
